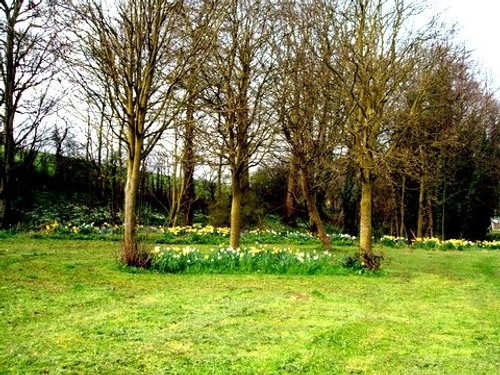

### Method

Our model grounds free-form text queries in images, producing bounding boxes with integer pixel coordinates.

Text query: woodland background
[1,0,498,257]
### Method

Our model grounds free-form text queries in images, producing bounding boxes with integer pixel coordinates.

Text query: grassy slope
[0,237,498,374]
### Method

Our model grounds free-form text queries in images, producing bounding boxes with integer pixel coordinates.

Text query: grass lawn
[0,236,498,374]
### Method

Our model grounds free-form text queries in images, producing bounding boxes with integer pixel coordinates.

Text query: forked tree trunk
[300,168,331,251]
[359,170,374,256]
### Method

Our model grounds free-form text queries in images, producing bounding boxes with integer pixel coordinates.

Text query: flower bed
[379,235,499,250]
[149,245,338,274]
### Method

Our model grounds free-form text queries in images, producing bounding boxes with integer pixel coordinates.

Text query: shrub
[486,231,500,242]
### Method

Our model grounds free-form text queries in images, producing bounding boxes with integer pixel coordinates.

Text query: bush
[486,231,500,242]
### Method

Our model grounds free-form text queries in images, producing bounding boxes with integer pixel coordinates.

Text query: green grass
[0,237,499,374]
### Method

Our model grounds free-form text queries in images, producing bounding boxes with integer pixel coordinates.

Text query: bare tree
[68,0,219,265]
[405,44,470,239]
[318,0,436,265]
[201,0,277,249]
[0,0,63,227]
[273,1,344,250]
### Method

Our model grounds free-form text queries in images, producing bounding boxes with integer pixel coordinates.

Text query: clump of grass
[339,252,384,273]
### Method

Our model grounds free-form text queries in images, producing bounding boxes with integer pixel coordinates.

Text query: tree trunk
[300,168,331,250]
[111,139,124,224]
[0,167,11,229]
[341,162,358,236]
[416,177,426,238]
[427,196,434,238]
[229,171,242,249]
[167,132,181,227]
[441,186,446,240]
[0,12,17,229]
[181,97,196,226]
[0,131,14,228]
[359,170,374,256]
[121,145,143,266]
[399,176,407,238]
[284,161,297,227]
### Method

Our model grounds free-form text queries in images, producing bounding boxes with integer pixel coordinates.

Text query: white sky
[431,0,500,97]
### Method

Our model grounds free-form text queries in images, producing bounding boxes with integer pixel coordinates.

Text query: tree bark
[359,170,374,256]
[0,129,14,228]
[122,147,142,265]
[181,99,196,226]
[399,176,407,238]
[229,171,242,249]
[284,161,298,227]
[300,168,331,251]
[427,195,434,238]
[0,6,17,229]
[0,1,60,228]
[416,176,426,238]
[441,186,446,240]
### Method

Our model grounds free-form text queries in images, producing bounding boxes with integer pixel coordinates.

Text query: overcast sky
[431,0,500,96]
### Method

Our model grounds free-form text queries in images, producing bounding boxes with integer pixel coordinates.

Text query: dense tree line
[1,0,498,266]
